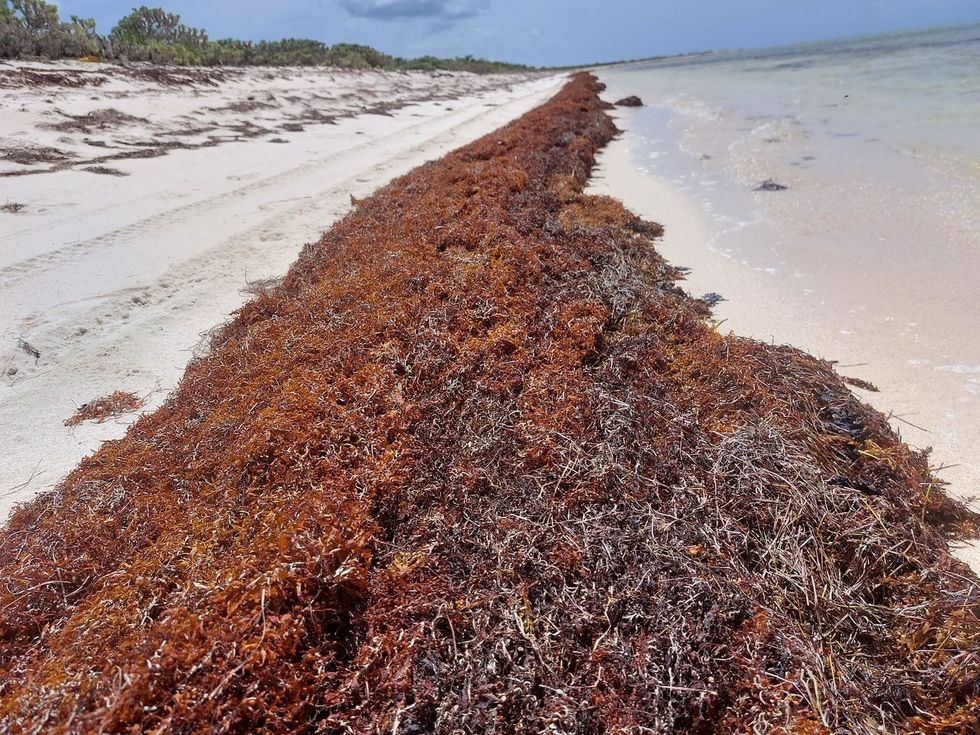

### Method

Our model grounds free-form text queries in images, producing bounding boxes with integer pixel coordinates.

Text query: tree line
[0,2,532,72]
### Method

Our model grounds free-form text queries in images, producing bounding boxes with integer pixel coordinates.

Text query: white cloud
[339,0,489,23]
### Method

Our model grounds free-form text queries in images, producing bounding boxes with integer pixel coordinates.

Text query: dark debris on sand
[756,178,789,191]
[47,108,148,134]
[615,95,644,107]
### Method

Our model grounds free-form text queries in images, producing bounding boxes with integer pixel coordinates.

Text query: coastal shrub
[108,6,207,64]
[325,41,394,68]
[0,0,98,58]
[0,1,532,71]
[201,37,248,65]
[62,15,101,57]
[0,2,16,56]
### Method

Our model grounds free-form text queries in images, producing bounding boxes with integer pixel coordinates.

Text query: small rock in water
[755,179,788,191]
[614,95,643,107]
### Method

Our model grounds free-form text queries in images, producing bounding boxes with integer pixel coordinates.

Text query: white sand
[0,60,566,519]
[589,117,980,576]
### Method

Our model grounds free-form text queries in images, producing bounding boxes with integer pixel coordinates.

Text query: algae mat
[1,74,977,734]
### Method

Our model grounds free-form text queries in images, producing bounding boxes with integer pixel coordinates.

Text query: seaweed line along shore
[1,74,978,733]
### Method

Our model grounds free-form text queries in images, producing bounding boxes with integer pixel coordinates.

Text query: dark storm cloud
[339,0,489,23]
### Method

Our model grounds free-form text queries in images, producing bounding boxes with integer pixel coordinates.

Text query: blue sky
[56,0,980,66]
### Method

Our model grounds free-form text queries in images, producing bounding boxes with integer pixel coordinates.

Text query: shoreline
[0,62,566,519]
[588,124,980,575]
[590,69,980,575]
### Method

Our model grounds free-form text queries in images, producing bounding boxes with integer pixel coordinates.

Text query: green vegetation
[0,3,532,72]
[0,0,100,58]
[107,5,208,64]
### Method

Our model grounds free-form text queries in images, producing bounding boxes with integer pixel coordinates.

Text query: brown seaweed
[64,391,145,426]
[0,73,977,734]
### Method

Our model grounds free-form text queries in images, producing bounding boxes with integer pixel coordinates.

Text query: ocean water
[594,24,980,503]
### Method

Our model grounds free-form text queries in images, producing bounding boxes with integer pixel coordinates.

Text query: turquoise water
[626,23,980,158]
[601,23,980,249]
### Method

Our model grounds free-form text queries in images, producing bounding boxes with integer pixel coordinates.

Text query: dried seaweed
[81,165,128,176]
[1,145,72,165]
[16,338,40,363]
[0,69,108,89]
[63,390,145,426]
[123,65,233,87]
[212,99,276,113]
[47,108,148,134]
[0,73,977,734]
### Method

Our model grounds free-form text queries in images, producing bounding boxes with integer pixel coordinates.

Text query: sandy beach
[0,61,564,519]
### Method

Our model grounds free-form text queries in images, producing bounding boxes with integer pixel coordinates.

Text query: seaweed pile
[1,74,978,733]
[63,390,146,427]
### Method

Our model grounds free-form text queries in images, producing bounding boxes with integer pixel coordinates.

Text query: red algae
[0,74,977,734]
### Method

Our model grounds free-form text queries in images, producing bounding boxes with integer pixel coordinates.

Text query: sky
[56,0,980,66]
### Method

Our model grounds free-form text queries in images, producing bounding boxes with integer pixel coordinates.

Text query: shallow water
[595,24,980,509]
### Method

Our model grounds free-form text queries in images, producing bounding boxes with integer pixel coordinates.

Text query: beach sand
[0,61,565,519]
[589,105,980,574]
